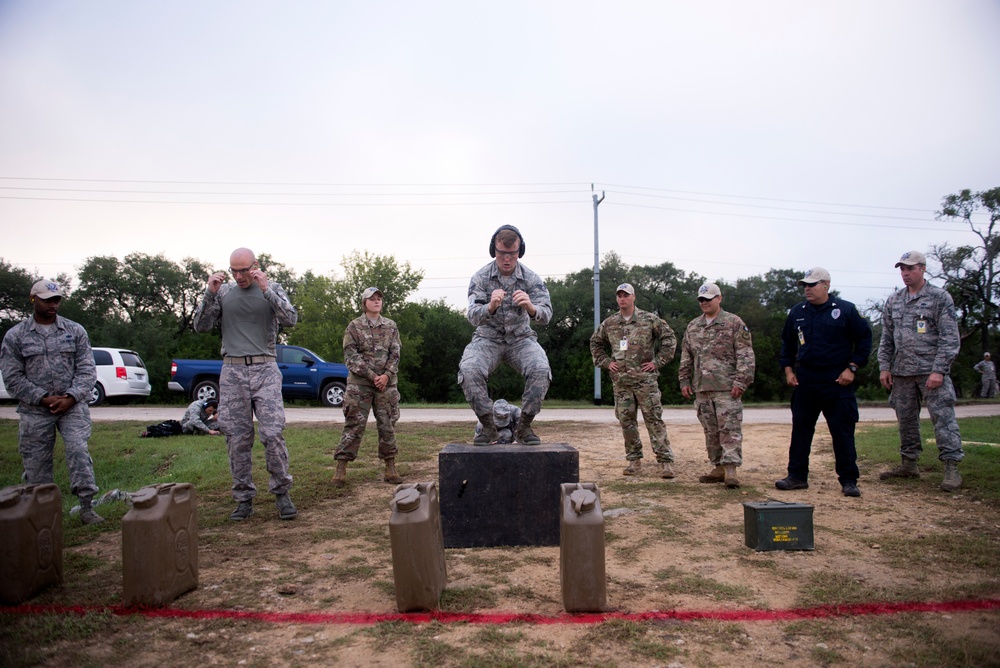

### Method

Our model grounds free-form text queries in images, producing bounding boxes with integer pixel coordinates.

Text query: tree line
[1,188,996,405]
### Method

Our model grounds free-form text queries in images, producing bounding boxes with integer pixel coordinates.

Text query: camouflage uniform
[973,359,997,398]
[590,308,676,462]
[878,282,963,462]
[459,261,552,419]
[193,280,297,502]
[678,310,755,467]
[181,400,216,435]
[0,316,99,502]
[334,313,402,462]
[474,399,522,444]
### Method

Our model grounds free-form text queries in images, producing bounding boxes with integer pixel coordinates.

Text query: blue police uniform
[779,297,872,486]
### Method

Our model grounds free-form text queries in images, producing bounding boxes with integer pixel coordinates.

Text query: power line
[0,176,588,187]
[607,201,970,233]
[595,182,939,213]
[0,195,585,206]
[0,186,590,197]
[603,190,944,223]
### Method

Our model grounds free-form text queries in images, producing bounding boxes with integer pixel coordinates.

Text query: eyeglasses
[229,263,258,276]
[495,249,520,259]
[697,296,718,303]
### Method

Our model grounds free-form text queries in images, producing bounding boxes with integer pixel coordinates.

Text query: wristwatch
[847,363,859,373]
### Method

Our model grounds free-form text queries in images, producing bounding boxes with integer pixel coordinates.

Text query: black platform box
[743,501,814,551]
[438,443,579,548]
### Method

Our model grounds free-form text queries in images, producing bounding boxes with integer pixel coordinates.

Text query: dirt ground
[30,421,1000,666]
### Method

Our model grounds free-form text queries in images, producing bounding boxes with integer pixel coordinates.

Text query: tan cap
[697,283,721,300]
[797,267,831,286]
[30,280,63,299]
[894,250,927,268]
[361,287,383,300]
[616,283,635,295]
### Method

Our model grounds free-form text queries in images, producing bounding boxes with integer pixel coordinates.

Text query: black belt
[223,355,275,365]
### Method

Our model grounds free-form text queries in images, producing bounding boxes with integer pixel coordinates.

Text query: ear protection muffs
[489,225,526,258]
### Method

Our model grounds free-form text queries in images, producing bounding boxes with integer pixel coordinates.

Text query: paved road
[1,403,997,425]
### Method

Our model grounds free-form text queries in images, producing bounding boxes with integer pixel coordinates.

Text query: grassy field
[1,416,998,667]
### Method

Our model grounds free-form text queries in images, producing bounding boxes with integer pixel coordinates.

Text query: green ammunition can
[743,501,814,551]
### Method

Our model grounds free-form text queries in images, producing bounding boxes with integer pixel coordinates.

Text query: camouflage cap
[797,267,831,286]
[616,283,635,295]
[492,399,513,427]
[361,287,383,300]
[30,280,63,299]
[894,250,927,268]
[697,283,721,300]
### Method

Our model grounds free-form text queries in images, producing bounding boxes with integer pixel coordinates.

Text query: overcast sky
[1,1,998,311]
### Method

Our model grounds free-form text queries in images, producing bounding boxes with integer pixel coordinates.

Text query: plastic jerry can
[122,483,198,606]
[0,483,63,604]
[389,482,447,612]
[560,482,606,612]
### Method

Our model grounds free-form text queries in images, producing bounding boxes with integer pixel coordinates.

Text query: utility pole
[592,184,605,405]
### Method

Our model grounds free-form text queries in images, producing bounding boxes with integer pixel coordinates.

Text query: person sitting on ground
[141,399,220,437]
[182,398,220,435]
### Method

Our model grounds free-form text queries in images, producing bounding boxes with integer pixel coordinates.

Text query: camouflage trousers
[889,374,964,462]
[218,362,292,502]
[694,391,744,466]
[335,384,400,461]
[458,336,551,417]
[981,378,997,398]
[17,402,98,501]
[613,379,673,463]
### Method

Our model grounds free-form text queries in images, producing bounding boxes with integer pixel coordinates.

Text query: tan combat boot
[698,465,726,483]
[623,460,642,476]
[940,461,962,492]
[384,458,402,484]
[879,457,919,480]
[660,462,675,479]
[332,460,348,488]
[724,464,741,488]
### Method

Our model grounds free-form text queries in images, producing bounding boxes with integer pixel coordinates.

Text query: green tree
[72,253,217,401]
[0,258,38,332]
[285,252,427,400]
[933,186,1000,354]
[541,252,703,404]
[409,300,474,403]
[289,270,351,362]
[723,269,805,402]
[332,250,424,314]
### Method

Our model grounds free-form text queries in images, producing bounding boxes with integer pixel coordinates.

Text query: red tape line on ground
[5,599,999,625]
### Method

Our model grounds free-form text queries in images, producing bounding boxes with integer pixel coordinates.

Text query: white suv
[90,347,151,406]
[0,347,150,406]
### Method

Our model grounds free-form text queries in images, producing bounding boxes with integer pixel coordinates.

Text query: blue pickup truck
[169,344,349,407]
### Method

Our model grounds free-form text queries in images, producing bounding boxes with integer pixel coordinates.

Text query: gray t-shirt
[220,285,273,356]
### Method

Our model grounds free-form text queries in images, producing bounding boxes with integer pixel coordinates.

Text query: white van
[90,347,151,406]
[0,347,150,406]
